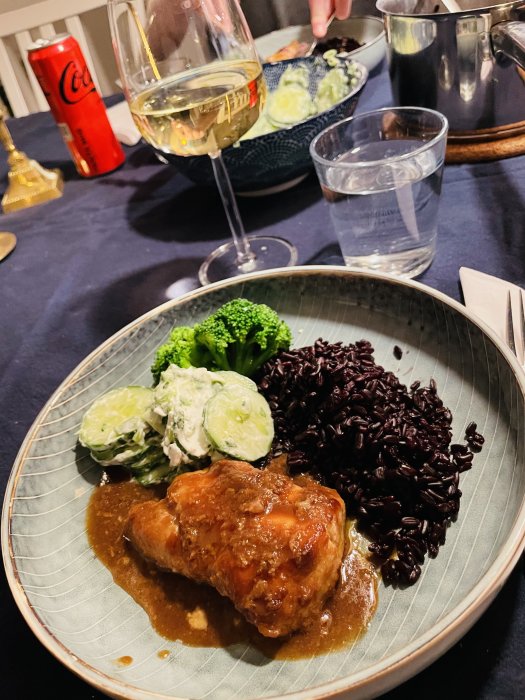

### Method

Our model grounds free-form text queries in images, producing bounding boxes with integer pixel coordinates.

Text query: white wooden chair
[0,0,118,116]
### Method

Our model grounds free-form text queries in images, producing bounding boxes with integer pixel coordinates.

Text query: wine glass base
[199,236,298,286]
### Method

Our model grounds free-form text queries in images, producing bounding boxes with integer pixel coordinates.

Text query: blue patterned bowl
[164,57,368,195]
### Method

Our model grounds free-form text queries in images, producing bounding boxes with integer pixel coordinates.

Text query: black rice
[256,338,482,586]
[393,345,403,360]
[313,36,363,56]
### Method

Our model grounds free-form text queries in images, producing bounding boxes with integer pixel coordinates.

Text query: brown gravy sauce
[115,655,133,666]
[86,479,378,660]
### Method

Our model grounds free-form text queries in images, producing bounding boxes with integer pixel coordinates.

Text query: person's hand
[309,0,353,38]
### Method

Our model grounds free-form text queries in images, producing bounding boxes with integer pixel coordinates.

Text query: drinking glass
[108,0,297,285]
[310,107,449,278]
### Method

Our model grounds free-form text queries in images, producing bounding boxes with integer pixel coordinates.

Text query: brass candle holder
[0,99,63,213]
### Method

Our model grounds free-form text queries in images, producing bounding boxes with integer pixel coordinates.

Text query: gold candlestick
[0,99,63,213]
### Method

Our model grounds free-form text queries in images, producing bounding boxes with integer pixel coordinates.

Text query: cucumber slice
[203,386,274,462]
[212,370,258,391]
[156,365,218,464]
[267,84,314,126]
[90,441,152,466]
[95,444,164,471]
[314,68,349,112]
[79,386,155,450]
[279,65,310,89]
[133,461,177,486]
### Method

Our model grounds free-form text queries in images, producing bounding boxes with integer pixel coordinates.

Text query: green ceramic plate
[3,266,525,700]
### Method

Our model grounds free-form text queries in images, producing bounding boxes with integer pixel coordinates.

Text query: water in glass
[321,139,443,278]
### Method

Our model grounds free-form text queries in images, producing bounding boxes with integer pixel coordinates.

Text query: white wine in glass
[108,0,297,285]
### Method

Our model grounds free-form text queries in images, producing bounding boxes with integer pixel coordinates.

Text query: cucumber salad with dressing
[240,53,362,141]
[79,367,274,486]
[79,298,292,486]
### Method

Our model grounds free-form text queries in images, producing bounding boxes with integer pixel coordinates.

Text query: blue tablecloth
[1,65,524,699]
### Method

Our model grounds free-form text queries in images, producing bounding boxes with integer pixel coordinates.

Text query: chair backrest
[0,0,115,116]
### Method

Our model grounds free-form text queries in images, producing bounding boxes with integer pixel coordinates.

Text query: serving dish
[254,16,386,74]
[165,57,367,196]
[377,0,525,139]
[3,266,525,700]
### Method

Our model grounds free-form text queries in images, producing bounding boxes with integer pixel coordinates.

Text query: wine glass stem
[209,150,256,267]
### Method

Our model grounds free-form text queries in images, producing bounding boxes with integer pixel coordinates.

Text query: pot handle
[491,20,525,70]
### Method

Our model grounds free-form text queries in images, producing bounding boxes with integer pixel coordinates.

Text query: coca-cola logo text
[59,61,96,104]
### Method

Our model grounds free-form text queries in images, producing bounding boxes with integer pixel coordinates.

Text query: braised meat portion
[126,459,346,638]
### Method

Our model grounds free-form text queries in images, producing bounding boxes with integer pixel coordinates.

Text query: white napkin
[459,267,525,357]
[106,100,141,146]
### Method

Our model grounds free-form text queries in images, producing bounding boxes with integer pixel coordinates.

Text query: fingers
[335,0,352,20]
[309,0,333,38]
[201,0,234,34]
[309,0,353,38]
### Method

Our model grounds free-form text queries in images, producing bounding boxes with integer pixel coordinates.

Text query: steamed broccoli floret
[193,298,292,377]
[151,326,214,384]
[150,299,292,381]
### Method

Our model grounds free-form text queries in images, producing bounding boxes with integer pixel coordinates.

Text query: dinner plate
[3,266,525,700]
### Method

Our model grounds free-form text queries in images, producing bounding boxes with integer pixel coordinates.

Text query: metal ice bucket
[376,1,525,138]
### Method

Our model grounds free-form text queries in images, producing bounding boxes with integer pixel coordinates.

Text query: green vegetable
[150,298,292,380]
[278,65,310,89]
[133,461,185,487]
[240,56,362,141]
[204,385,274,461]
[314,68,350,113]
[79,386,157,451]
[79,363,276,486]
[322,49,339,68]
[152,365,271,478]
[193,298,292,377]
[151,326,213,384]
[212,370,258,391]
[155,365,219,464]
[239,113,278,141]
[80,298,289,486]
[267,83,315,126]
[78,386,170,478]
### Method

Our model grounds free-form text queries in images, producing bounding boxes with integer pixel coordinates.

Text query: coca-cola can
[28,34,125,177]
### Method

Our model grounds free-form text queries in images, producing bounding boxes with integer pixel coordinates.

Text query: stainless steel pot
[376,1,525,138]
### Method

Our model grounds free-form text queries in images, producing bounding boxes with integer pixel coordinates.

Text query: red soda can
[28,33,125,177]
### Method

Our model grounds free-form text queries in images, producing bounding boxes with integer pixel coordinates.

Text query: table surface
[1,64,525,700]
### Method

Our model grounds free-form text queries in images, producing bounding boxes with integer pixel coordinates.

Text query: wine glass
[108,0,298,285]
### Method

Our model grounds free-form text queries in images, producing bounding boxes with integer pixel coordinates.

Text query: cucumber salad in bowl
[241,52,363,140]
